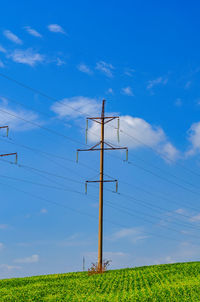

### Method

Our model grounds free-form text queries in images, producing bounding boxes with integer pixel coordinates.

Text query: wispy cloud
[174,98,182,107]
[185,122,200,157]
[56,58,65,66]
[110,227,148,243]
[24,26,42,38]
[0,101,41,131]
[121,86,134,96]
[3,30,22,44]
[14,254,39,264]
[106,88,114,94]
[0,45,6,53]
[174,208,187,215]
[51,96,101,119]
[189,213,200,222]
[47,24,66,34]
[77,63,92,75]
[9,48,44,66]
[124,68,135,77]
[96,61,114,77]
[0,264,21,271]
[147,76,168,90]
[40,208,48,214]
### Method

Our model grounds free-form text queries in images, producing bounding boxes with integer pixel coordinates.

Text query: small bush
[88,260,111,275]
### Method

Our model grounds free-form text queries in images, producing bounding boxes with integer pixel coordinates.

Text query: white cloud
[174,208,186,215]
[0,264,21,271]
[56,58,65,66]
[0,60,4,68]
[159,142,180,162]
[88,115,179,161]
[190,213,200,222]
[0,103,41,131]
[121,86,134,96]
[147,77,168,90]
[77,63,92,75]
[14,254,39,264]
[0,45,6,53]
[9,48,44,66]
[186,122,200,156]
[51,97,179,161]
[51,96,101,119]
[124,68,135,77]
[174,98,182,107]
[48,24,66,34]
[106,88,114,94]
[40,208,48,214]
[0,242,5,250]
[96,61,114,77]
[3,30,22,44]
[110,227,148,243]
[24,26,42,38]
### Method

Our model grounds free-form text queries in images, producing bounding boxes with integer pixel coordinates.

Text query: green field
[1,262,200,301]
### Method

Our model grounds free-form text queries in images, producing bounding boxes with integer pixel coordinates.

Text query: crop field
[1,262,200,301]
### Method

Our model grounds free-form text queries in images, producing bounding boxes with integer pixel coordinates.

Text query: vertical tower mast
[77,100,128,272]
[98,100,105,272]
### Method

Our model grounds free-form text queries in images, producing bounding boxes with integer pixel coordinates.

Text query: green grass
[1,262,200,301]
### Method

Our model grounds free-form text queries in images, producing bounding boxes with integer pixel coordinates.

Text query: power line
[1,154,200,233]
[106,150,200,199]
[104,189,200,232]
[4,126,198,219]
[105,200,200,240]
[2,73,200,243]
[1,136,200,231]
[0,136,98,175]
[1,70,200,182]
[0,177,198,246]
[1,133,200,237]
[0,108,84,146]
[2,79,200,198]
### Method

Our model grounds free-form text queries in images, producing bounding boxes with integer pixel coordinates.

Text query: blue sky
[1,0,200,278]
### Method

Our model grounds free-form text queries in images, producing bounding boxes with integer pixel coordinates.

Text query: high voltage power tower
[0,126,18,163]
[77,100,128,272]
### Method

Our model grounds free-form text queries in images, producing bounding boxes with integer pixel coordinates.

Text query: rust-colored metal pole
[98,100,105,272]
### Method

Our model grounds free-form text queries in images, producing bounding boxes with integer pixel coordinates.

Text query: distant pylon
[0,126,18,164]
[77,100,128,272]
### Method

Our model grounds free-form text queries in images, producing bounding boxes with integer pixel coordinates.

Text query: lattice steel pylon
[77,100,128,272]
[0,126,18,164]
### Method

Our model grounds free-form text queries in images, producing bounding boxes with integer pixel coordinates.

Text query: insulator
[85,129,88,144]
[86,119,88,144]
[85,182,87,194]
[117,118,120,143]
[116,181,118,193]
[76,151,79,163]
[6,127,9,137]
[126,149,128,161]
[15,153,18,164]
